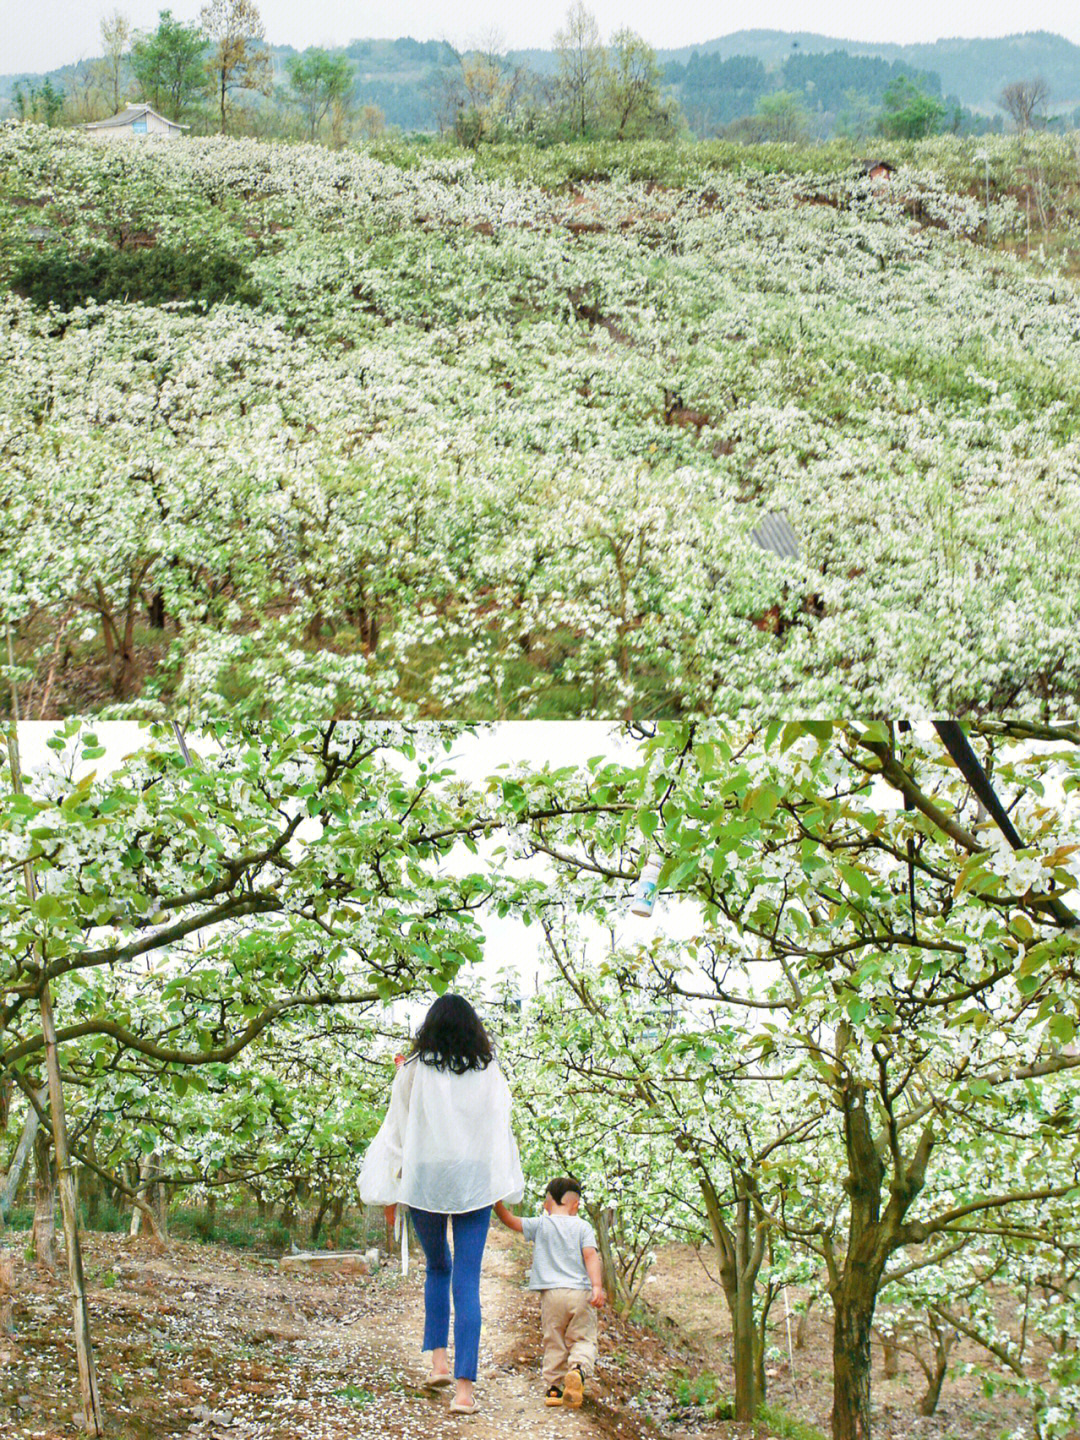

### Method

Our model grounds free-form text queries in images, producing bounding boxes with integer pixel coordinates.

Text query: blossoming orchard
[3,124,1080,716]
[1,720,1078,1440]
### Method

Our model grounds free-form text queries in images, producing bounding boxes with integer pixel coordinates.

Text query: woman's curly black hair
[410,994,494,1074]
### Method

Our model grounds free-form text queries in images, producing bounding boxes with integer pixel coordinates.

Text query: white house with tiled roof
[84,102,189,139]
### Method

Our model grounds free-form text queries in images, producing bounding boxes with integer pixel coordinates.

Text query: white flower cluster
[3,125,1079,714]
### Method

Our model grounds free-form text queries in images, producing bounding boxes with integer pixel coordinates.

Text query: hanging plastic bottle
[630,854,662,917]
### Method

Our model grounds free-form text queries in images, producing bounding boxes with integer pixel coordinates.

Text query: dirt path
[371,1230,602,1440]
[1,1229,639,1440]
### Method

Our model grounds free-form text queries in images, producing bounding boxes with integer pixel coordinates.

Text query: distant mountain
[3,29,1078,132]
[658,30,1080,111]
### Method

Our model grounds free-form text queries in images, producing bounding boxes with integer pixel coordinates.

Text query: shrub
[9,242,261,311]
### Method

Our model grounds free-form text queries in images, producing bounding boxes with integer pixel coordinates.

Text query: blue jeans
[408,1206,492,1381]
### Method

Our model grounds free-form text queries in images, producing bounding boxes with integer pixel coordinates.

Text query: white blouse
[358,1055,525,1214]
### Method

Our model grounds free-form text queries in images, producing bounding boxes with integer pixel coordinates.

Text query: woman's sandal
[449,1398,478,1414]
[425,1372,453,1389]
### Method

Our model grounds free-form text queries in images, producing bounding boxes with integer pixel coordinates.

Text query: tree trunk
[796,1293,817,1349]
[700,1172,765,1423]
[918,1359,948,1416]
[1,1087,46,1221]
[754,1325,767,1412]
[311,1192,332,1245]
[831,1277,877,1440]
[830,1074,887,1440]
[83,1166,103,1228]
[590,1207,620,1312]
[32,1129,56,1272]
[731,1187,760,1421]
[732,1277,757,1421]
[6,714,105,1434]
[918,1316,954,1416]
[329,1194,344,1242]
[881,1335,900,1379]
[127,1156,167,1247]
[0,1248,13,1339]
[152,1179,168,1240]
[130,1155,152,1237]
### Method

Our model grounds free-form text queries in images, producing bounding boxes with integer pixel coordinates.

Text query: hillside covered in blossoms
[2,124,1079,717]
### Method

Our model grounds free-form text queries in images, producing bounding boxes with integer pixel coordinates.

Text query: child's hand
[590,1285,606,1309]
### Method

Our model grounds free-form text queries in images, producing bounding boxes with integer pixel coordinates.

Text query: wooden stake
[6,633,105,1434]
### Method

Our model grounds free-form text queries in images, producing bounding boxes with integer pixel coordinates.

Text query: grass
[333,1384,375,1406]
[672,1369,721,1407]
[5,1200,386,1255]
[755,1402,830,1440]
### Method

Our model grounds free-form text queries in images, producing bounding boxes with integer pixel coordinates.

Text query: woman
[359,994,524,1414]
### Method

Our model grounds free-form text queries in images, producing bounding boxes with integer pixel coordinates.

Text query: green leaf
[839,864,872,900]
[1018,944,1051,977]
[669,858,699,887]
[1048,1014,1076,1044]
[858,722,889,745]
[32,894,64,921]
[954,852,990,897]
[779,722,804,753]
[748,785,780,821]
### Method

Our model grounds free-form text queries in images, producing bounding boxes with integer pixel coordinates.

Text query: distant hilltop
[3,27,1079,132]
[654,29,1080,110]
[508,29,1080,111]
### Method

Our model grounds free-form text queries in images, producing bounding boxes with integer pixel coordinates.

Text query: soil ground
[644,1243,1035,1440]
[0,1231,1035,1440]
[0,1229,716,1440]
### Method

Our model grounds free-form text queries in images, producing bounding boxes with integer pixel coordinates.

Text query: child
[494,1176,605,1408]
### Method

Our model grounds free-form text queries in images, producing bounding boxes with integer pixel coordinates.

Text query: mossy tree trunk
[32,1129,56,1272]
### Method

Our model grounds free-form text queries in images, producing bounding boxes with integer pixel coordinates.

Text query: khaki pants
[540,1288,598,1387]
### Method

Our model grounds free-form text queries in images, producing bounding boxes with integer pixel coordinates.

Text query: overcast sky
[4,0,1080,77]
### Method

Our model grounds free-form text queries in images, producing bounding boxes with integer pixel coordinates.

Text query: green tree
[755,89,809,142]
[878,76,945,139]
[603,28,675,140]
[100,9,132,115]
[13,78,66,126]
[285,48,353,144]
[130,10,208,122]
[199,0,272,134]
[496,720,1080,1440]
[0,722,516,1246]
[517,934,821,1420]
[554,1,606,138]
[836,88,876,144]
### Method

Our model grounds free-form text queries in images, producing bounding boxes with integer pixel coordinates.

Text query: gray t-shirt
[520,1213,597,1291]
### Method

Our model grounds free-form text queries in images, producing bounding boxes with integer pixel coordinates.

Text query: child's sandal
[544,1385,564,1407]
[562,1368,584,1407]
